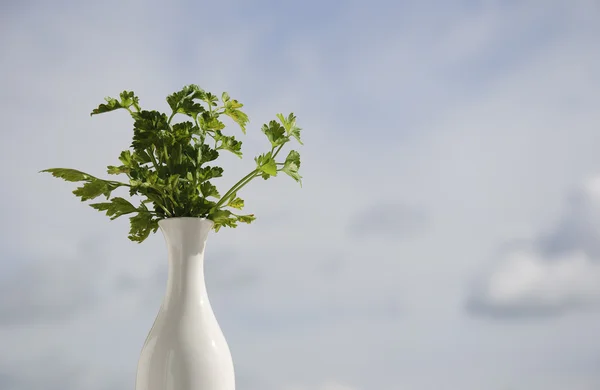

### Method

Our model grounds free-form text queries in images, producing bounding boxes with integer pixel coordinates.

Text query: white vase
[135,217,235,390]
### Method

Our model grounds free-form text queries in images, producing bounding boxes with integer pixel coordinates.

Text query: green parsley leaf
[197,166,224,182]
[214,131,243,158]
[72,179,118,201]
[261,120,289,147]
[276,112,302,145]
[107,165,130,175]
[199,182,221,199]
[227,194,244,210]
[281,150,302,186]
[39,168,93,182]
[128,205,159,243]
[236,214,256,224]
[259,158,277,177]
[89,197,138,220]
[223,98,249,134]
[199,112,225,131]
[197,144,219,165]
[210,209,237,232]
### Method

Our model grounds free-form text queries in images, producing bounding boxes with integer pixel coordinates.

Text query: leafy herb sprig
[40,85,303,243]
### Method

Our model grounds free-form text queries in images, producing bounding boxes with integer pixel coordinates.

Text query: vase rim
[158,217,215,226]
[160,217,212,220]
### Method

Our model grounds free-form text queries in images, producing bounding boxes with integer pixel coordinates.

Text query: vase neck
[158,218,214,307]
[159,217,213,254]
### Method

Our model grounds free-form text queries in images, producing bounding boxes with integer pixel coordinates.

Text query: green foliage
[40,85,304,243]
[281,150,302,186]
[90,197,138,220]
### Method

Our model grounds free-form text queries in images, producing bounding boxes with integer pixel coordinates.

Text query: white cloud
[469,175,600,316]
[471,249,600,313]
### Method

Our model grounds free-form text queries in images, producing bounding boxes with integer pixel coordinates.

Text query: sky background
[1,0,600,389]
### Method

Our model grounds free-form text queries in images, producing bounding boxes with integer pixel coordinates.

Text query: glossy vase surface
[135,217,235,390]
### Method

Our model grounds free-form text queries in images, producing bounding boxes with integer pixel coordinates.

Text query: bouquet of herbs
[41,85,303,243]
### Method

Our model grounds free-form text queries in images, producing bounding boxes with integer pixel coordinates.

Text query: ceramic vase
[135,217,235,390]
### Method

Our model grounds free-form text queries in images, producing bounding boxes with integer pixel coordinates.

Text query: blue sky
[2,0,600,389]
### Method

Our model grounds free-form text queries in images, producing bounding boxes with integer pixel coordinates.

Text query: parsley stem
[215,169,258,208]
[163,144,170,171]
[156,203,172,217]
[272,144,285,159]
[82,172,131,189]
[168,111,176,125]
[148,150,161,173]
[214,144,286,209]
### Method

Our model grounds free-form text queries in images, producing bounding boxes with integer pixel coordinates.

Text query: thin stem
[136,209,160,216]
[214,169,258,209]
[163,144,170,172]
[155,202,172,217]
[168,111,177,125]
[148,149,161,173]
[109,180,131,187]
[272,143,285,159]
[194,116,205,146]
[223,171,259,206]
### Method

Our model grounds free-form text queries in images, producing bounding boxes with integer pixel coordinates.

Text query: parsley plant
[40,85,303,243]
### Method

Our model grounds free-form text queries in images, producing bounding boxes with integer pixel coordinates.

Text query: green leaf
[277,112,302,145]
[39,168,93,182]
[221,92,230,102]
[132,149,153,165]
[107,165,130,175]
[254,152,271,165]
[275,113,291,130]
[197,144,219,166]
[202,92,219,108]
[281,150,302,186]
[262,120,289,147]
[89,197,138,220]
[215,131,243,158]
[199,182,221,199]
[254,152,277,179]
[259,158,277,177]
[167,174,180,188]
[128,205,158,243]
[223,98,249,134]
[91,91,139,116]
[227,194,244,209]
[197,166,224,182]
[209,209,237,232]
[199,112,225,131]
[91,97,121,116]
[72,179,117,201]
[177,99,205,119]
[224,98,243,110]
[172,121,194,143]
[289,125,302,145]
[236,214,255,224]
[166,85,206,113]
[119,91,140,111]
[118,150,133,166]
[131,110,169,151]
